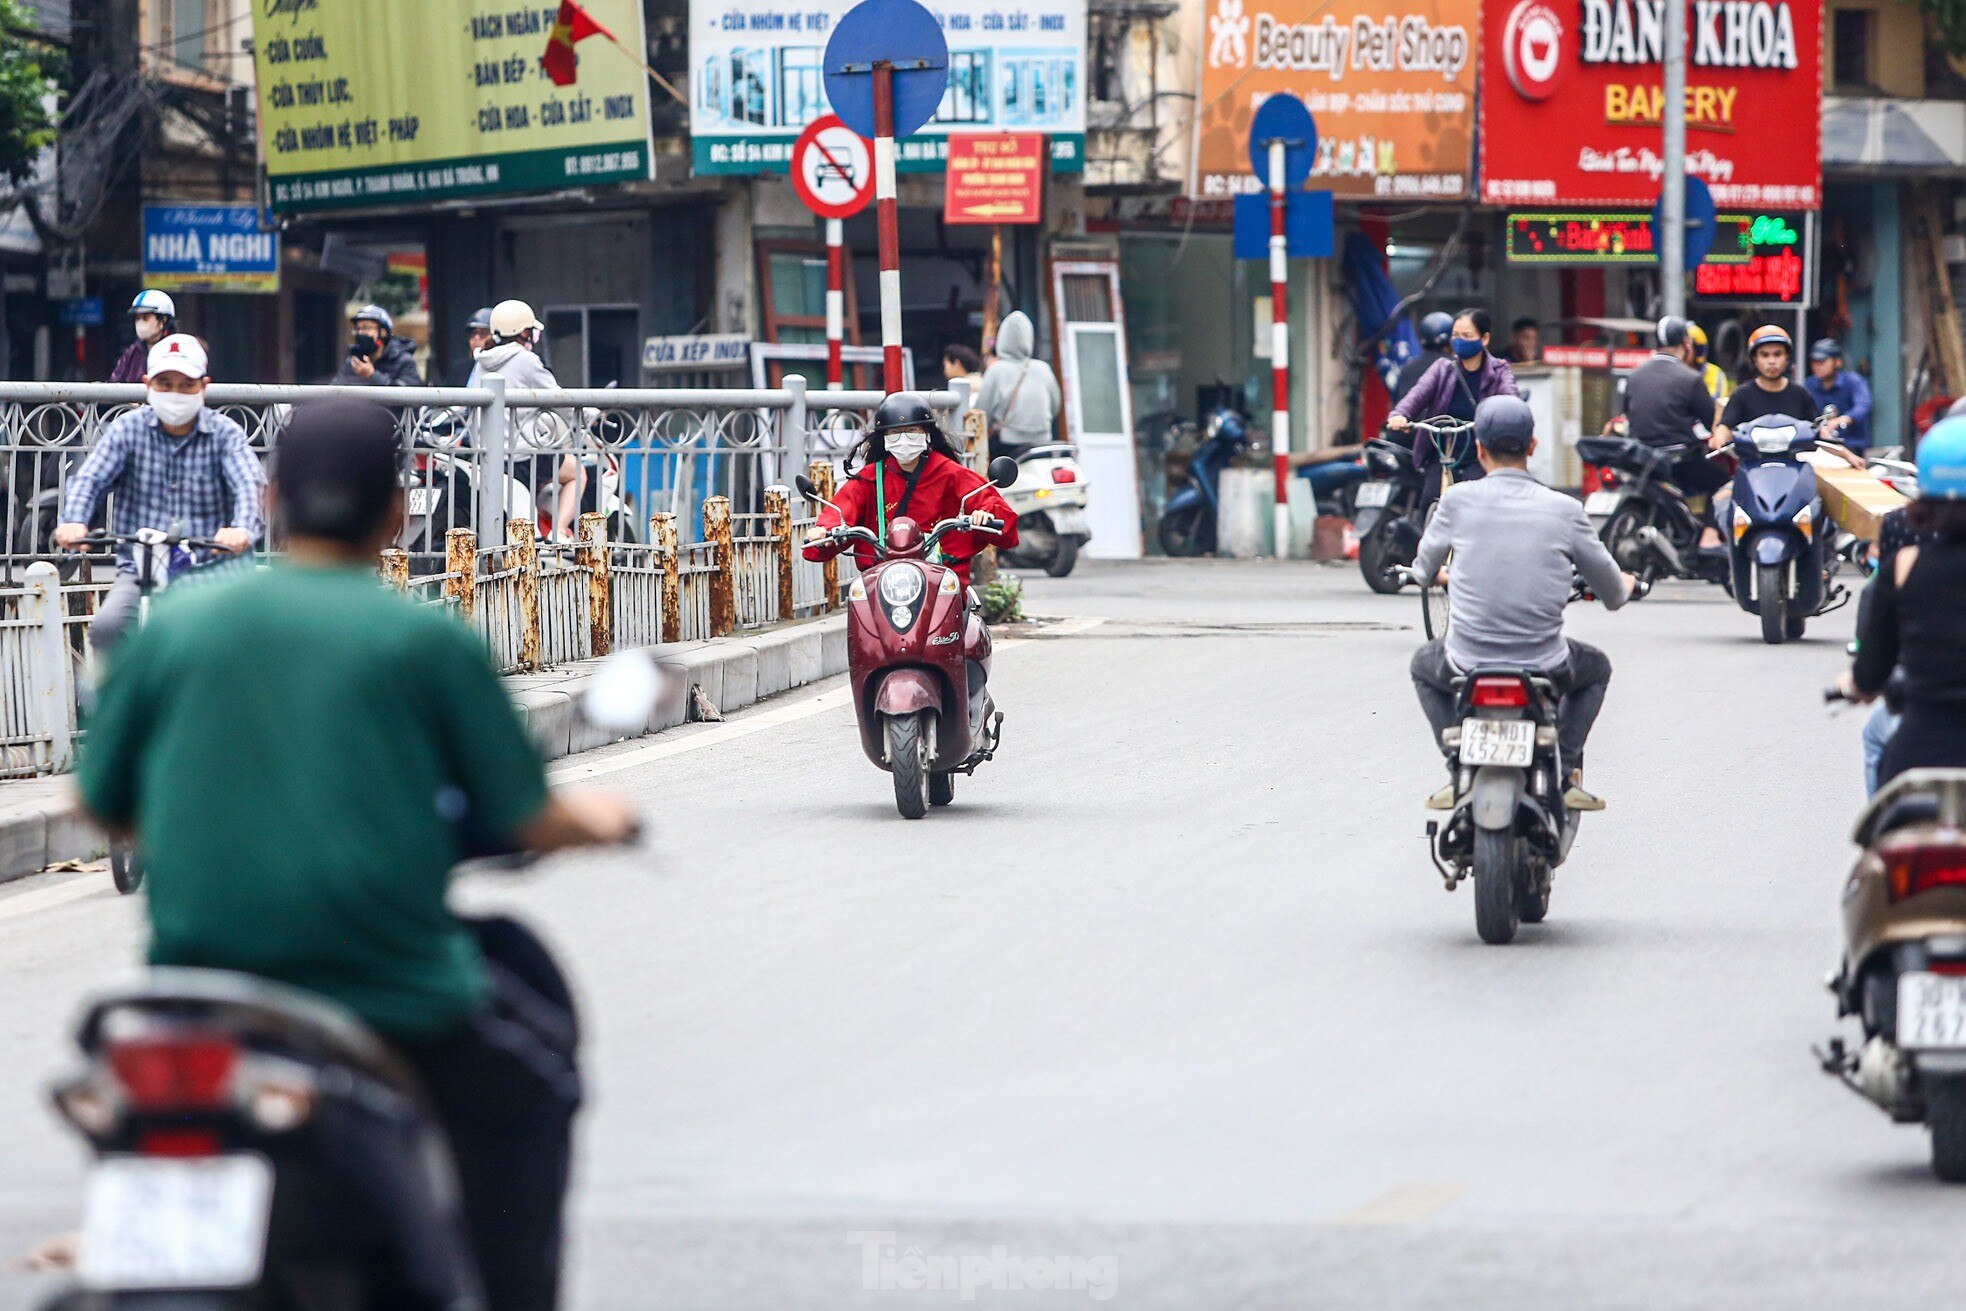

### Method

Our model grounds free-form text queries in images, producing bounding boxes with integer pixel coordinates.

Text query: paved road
[1,559,1956,1309]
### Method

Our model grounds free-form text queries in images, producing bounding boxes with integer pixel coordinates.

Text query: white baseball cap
[146,333,209,380]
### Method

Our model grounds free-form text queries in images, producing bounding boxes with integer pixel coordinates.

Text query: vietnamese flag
[542,0,614,87]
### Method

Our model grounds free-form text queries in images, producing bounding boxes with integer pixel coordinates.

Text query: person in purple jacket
[1386,308,1521,507]
[109,290,177,384]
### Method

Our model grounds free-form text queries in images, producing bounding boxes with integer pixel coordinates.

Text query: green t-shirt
[78,564,548,1041]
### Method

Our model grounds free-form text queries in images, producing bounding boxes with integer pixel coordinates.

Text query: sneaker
[1425,783,1457,810]
[1562,783,1606,811]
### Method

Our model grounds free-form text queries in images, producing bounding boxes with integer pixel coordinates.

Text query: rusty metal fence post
[380,548,409,591]
[809,461,839,610]
[445,527,477,618]
[704,495,736,638]
[765,486,795,622]
[652,512,680,643]
[508,516,541,671]
[578,511,611,658]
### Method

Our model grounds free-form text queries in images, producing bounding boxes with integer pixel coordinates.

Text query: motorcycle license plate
[1583,490,1623,517]
[406,486,441,518]
[1897,973,1966,1050]
[80,1154,274,1290]
[1459,719,1534,767]
[1355,482,1393,508]
[1046,507,1090,535]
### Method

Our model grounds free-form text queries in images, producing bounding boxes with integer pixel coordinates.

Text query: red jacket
[805,451,1018,588]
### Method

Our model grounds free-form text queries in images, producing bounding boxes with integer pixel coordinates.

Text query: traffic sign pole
[1268,139,1290,558]
[873,63,903,393]
[826,218,845,387]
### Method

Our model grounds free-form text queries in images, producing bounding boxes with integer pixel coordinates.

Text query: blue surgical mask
[1451,337,1486,361]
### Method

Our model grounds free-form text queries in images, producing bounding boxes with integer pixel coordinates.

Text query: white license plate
[80,1154,274,1290]
[1898,972,1966,1050]
[1047,507,1090,535]
[1459,718,1535,767]
[1355,482,1393,508]
[1583,490,1623,516]
[406,486,441,518]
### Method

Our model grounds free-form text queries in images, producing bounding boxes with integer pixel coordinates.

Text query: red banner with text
[1480,0,1822,208]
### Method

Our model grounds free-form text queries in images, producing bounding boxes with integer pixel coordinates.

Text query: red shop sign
[1480,0,1822,209]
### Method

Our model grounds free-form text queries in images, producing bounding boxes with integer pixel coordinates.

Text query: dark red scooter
[797,457,1018,819]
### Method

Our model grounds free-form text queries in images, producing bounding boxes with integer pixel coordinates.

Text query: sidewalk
[0,615,848,885]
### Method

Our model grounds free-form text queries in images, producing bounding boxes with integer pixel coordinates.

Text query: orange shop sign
[1191,0,1478,199]
[944,135,1045,226]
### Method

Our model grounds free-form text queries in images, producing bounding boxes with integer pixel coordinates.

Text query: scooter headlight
[878,565,925,608]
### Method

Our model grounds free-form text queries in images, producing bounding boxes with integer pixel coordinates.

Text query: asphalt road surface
[1,559,1955,1310]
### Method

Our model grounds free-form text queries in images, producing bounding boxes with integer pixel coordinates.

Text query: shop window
[1089,13,1124,105]
[150,0,214,74]
[1833,9,1874,90]
[775,47,826,128]
[756,240,865,383]
[712,49,771,126]
[935,51,992,126]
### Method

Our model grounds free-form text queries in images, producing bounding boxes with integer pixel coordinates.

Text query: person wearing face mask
[54,334,266,650]
[1386,307,1521,506]
[802,392,1018,590]
[333,304,424,387]
[109,291,178,384]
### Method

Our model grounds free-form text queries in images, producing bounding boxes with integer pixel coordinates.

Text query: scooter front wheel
[110,845,144,896]
[1157,504,1212,557]
[1757,562,1789,645]
[885,712,932,820]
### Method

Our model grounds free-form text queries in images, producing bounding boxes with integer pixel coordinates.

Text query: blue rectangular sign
[141,204,280,294]
[1234,192,1335,261]
[58,297,104,327]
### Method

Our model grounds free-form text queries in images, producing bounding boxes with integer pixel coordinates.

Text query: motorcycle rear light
[139,1129,222,1158]
[1050,468,1077,484]
[109,1037,237,1112]
[1885,843,1966,901]
[1469,677,1530,709]
[1598,470,1619,488]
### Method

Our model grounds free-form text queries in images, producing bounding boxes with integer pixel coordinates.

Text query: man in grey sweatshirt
[975,311,1062,459]
[1410,397,1636,810]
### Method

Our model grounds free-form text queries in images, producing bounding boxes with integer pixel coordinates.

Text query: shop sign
[58,297,104,327]
[1481,0,1823,208]
[690,0,1085,176]
[1505,208,1769,264]
[943,134,1045,224]
[142,204,280,294]
[252,1,654,213]
[1192,0,1478,200]
[1543,345,1653,368]
[1694,210,1816,304]
[641,334,751,370]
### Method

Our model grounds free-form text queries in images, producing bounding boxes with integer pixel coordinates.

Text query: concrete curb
[0,615,849,886]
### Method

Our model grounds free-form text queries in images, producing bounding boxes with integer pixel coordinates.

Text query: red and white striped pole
[872,62,904,393]
[1268,138,1290,557]
[825,217,845,387]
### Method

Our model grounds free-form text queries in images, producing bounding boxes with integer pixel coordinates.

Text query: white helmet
[129,289,176,319]
[489,299,544,340]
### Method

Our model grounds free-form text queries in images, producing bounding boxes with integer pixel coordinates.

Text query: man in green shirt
[79,396,636,1311]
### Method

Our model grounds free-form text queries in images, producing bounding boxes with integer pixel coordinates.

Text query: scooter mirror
[795,474,820,501]
[988,456,1019,488]
[583,651,665,734]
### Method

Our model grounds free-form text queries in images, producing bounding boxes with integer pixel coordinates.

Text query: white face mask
[133,316,163,343]
[147,386,204,428]
[885,432,929,463]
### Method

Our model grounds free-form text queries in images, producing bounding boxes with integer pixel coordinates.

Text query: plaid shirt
[60,405,267,573]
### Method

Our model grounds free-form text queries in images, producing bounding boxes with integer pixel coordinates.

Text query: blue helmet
[1418,311,1454,350]
[1918,417,1966,501]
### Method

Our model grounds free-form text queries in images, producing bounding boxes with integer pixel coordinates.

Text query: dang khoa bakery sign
[1482,0,1822,208]
[1193,0,1478,199]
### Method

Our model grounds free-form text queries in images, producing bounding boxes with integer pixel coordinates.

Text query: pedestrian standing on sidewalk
[975,311,1061,462]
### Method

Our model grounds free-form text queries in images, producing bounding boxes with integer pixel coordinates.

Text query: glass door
[1050,260,1141,557]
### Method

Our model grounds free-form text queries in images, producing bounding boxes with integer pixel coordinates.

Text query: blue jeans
[1863,702,1901,797]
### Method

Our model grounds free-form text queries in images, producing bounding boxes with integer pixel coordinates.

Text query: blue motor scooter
[1715,412,1849,644]
[1157,401,1254,556]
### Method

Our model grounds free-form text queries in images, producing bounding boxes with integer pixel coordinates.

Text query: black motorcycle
[1575,431,1731,586]
[1354,430,1425,593]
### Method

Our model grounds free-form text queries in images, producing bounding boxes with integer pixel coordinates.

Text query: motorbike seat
[1014,444,1076,463]
[1873,795,1942,841]
[1575,436,1672,476]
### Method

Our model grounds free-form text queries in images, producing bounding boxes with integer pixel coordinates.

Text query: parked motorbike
[1353,431,1426,593]
[1157,402,1254,557]
[401,409,532,566]
[1575,430,1733,586]
[999,444,1091,577]
[1817,764,1966,1181]
[795,456,1019,819]
[1713,412,1849,644]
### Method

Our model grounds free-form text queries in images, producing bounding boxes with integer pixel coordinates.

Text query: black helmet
[1419,311,1454,350]
[1809,337,1843,362]
[1656,315,1693,349]
[870,392,937,436]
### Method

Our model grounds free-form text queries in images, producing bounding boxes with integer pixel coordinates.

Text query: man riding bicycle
[54,334,265,649]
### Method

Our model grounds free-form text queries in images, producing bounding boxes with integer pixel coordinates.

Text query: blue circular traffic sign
[1653,175,1718,271]
[1248,94,1317,190]
[824,0,950,141]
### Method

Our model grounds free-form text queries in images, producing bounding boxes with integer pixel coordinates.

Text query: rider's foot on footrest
[1562,784,1606,811]
[1425,783,1456,810]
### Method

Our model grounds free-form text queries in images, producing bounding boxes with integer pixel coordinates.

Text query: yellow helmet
[1687,322,1709,362]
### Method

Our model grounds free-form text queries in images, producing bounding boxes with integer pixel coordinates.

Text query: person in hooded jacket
[332,304,424,387]
[803,393,1018,590]
[975,311,1062,461]
[473,300,585,542]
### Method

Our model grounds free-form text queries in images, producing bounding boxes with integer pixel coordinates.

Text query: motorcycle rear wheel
[1602,502,1658,574]
[1473,827,1521,945]
[1757,562,1789,645]
[1928,1074,1966,1182]
[886,712,931,820]
[1045,535,1080,578]
[1156,504,1212,557]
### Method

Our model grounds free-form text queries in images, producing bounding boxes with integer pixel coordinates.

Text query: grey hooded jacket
[475,340,580,452]
[975,312,1061,447]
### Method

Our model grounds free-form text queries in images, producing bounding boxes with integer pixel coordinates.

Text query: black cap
[1810,337,1843,362]
[274,398,402,544]
[1474,395,1535,454]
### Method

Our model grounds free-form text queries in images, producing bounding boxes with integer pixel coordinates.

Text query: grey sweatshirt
[1412,467,1628,672]
[975,311,1061,446]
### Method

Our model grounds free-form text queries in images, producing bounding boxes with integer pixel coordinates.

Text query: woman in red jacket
[803,393,1017,588]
